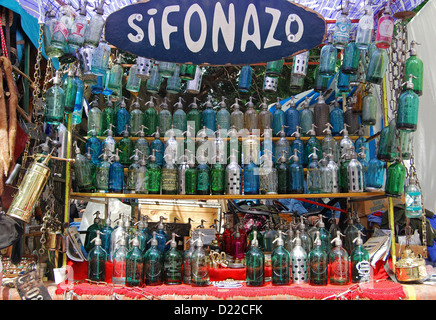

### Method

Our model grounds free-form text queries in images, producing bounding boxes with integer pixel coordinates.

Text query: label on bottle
[71,22,86,37]
[334,21,351,43]
[331,259,348,279]
[356,260,371,281]
[359,16,374,30]
[53,21,69,40]
[378,19,394,37]
[162,170,177,192]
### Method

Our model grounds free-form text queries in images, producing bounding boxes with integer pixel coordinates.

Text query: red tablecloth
[56,259,402,300]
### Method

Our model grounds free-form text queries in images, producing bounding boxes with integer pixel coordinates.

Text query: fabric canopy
[18,0,425,29]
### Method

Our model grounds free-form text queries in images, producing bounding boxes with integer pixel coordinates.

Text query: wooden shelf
[85,135,367,142]
[70,191,385,200]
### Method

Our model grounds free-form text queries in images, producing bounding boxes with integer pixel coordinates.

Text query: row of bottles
[75,119,382,195]
[87,211,370,287]
[87,213,210,286]
[86,93,369,141]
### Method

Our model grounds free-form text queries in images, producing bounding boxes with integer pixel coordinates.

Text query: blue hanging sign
[105,0,326,66]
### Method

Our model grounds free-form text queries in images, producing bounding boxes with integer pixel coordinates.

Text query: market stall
[0,0,434,303]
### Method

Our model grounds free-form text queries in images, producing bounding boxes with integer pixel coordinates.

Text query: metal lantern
[263,75,278,93]
[135,56,153,80]
[292,51,309,78]
[7,155,52,223]
[186,67,203,94]
[78,46,97,81]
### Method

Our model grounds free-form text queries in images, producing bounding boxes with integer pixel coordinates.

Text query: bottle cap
[91,230,104,246]
[313,231,321,246]
[331,231,344,247]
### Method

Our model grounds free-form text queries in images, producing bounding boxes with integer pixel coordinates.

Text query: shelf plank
[70,191,385,200]
[84,136,367,142]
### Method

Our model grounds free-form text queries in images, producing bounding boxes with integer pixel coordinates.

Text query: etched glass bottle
[285,97,300,137]
[246,231,265,287]
[271,231,290,285]
[63,66,78,114]
[355,5,374,49]
[272,98,285,137]
[116,99,130,137]
[83,0,105,48]
[146,149,162,194]
[112,236,128,285]
[161,154,178,195]
[158,98,172,136]
[333,0,351,49]
[163,233,183,285]
[397,74,420,131]
[342,31,361,75]
[244,97,258,133]
[350,231,371,283]
[42,4,64,58]
[143,232,163,286]
[196,155,211,195]
[385,160,406,197]
[216,97,231,131]
[366,47,389,85]
[300,97,313,136]
[330,98,345,136]
[88,231,107,282]
[126,235,144,287]
[375,3,395,49]
[244,152,260,195]
[313,94,330,136]
[362,87,378,126]
[191,232,210,286]
[187,98,202,135]
[320,34,338,76]
[404,41,423,96]
[44,71,65,126]
[230,98,245,132]
[308,231,328,286]
[172,97,187,133]
[405,176,423,218]
[329,231,349,285]
[202,96,216,133]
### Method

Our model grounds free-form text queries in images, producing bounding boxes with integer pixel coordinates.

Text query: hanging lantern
[292,51,310,78]
[238,65,253,92]
[135,57,153,80]
[186,67,203,94]
[263,75,278,93]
